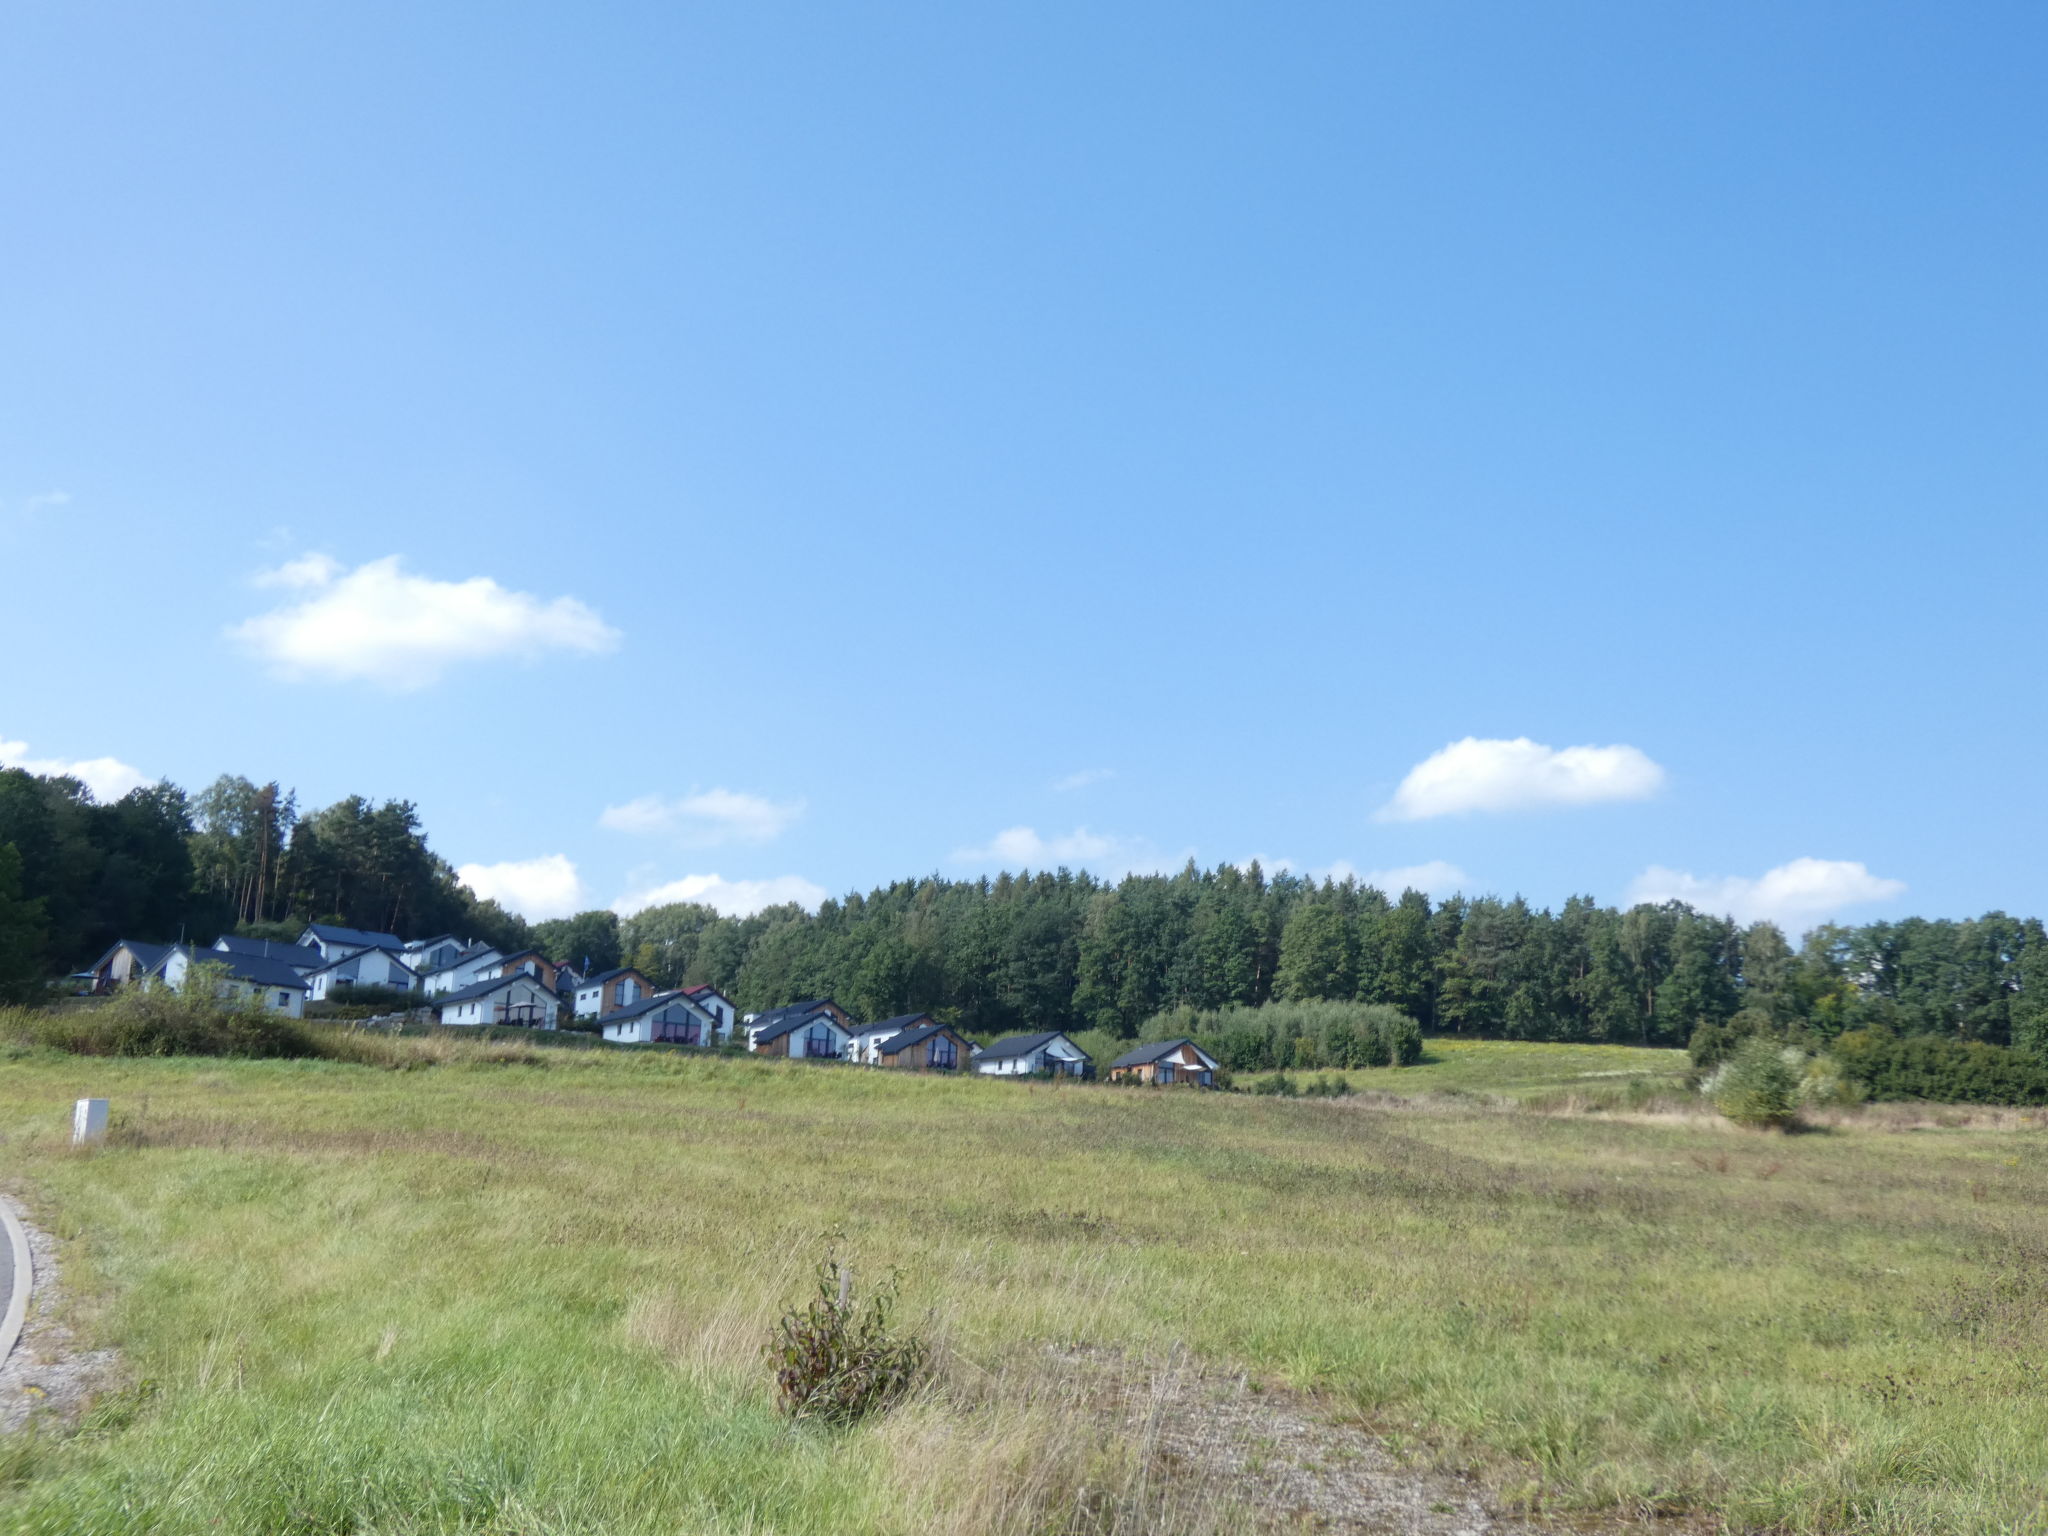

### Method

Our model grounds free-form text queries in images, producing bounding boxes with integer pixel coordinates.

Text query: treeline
[4,765,2047,1064]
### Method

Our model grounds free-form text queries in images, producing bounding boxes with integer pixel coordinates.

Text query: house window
[655,1019,701,1046]
[805,1024,838,1059]
[276,992,290,1008]
[1158,1063,1176,1085]
[928,1034,957,1069]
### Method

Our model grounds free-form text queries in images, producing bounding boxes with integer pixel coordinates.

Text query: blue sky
[3,2,2043,931]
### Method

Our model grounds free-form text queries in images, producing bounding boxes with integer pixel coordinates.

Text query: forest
[2,764,2045,1061]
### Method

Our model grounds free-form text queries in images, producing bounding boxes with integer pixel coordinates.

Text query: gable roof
[1109,1038,1216,1071]
[575,967,647,991]
[214,936,320,968]
[681,983,733,1006]
[851,1012,930,1038]
[427,943,500,976]
[602,991,714,1028]
[174,946,310,992]
[402,933,462,951]
[435,972,557,1007]
[304,948,420,980]
[88,938,173,974]
[300,923,403,950]
[877,1022,961,1056]
[977,1030,1088,1062]
[752,1011,848,1048]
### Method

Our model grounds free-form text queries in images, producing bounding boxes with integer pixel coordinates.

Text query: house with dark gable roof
[297,923,404,964]
[305,946,420,1002]
[971,1031,1093,1079]
[573,968,653,1021]
[434,972,559,1029]
[749,1006,850,1061]
[847,1013,934,1065]
[875,1021,970,1072]
[423,944,504,996]
[160,946,310,1017]
[1108,1038,1220,1087]
[600,991,724,1047]
[83,939,175,994]
[679,983,737,1035]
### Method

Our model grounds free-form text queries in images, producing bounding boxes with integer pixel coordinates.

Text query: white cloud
[457,854,586,922]
[613,872,828,918]
[229,555,621,688]
[1378,736,1666,821]
[598,788,805,845]
[950,826,1187,879]
[1052,768,1115,792]
[1626,858,1906,931]
[0,736,150,802]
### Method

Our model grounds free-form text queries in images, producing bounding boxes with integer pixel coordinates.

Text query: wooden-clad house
[875,1021,970,1072]
[1108,1038,1220,1087]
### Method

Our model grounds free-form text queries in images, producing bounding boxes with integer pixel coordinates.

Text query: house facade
[750,1010,849,1061]
[574,968,652,1020]
[84,939,173,994]
[680,984,736,1035]
[434,973,560,1028]
[601,992,723,1046]
[484,949,561,991]
[423,945,504,996]
[847,1013,934,1065]
[973,1031,1094,1078]
[297,923,404,964]
[1108,1038,1220,1087]
[305,947,420,1002]
[401,934,468,976]
[875,1022,969,1072]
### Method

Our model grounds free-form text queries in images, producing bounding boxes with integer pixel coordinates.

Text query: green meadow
[1,1033,2046,1534]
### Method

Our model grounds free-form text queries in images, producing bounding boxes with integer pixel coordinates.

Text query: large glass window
[1158,1063,1176,1085]
[928,1034,957,1069]
[805,1024,838,1058]
[655,1018,701,1045]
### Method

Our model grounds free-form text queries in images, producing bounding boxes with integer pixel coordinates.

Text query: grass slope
[0,1037,2045,1534]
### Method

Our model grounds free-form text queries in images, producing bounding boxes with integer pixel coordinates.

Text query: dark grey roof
[89,939,173,974]
[1109,1038,1214,1071]
[976,1031,1088,1061]
[305,948,420,980]
[603,992,712,1027]
[576,967,644,990]
[436,972,554,1007]
[428,944,498,975]
[403,934,462,950]
[301,923,403,950]
[878,1022,959,1056]
[858,1013,931,1037]
[177,947,309,991]
[752,1012,846,1047]
[214,936,319,968]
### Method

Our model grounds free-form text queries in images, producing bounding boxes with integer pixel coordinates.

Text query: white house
[305,947,420,1002]
[83,939,174,994]
[434,973,559,1029]
[971,1031,1094,1078]
[847,1013,935,1065]
[600,992,723,1046]
[574,968,652,1020]
[161,946,309,1018]
[297,923,403,964]
[423,944,504,996]
[679,983,737,1036]
[401,934,468,976]
[750,1009,850,1061]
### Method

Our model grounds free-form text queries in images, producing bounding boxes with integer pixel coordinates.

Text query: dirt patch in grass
[1060,1347,1689,1535]
[0,1195,119,1436]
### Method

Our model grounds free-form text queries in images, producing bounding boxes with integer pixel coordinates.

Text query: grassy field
[1,1033,2046,1534]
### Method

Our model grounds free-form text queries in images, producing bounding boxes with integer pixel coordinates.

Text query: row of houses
[82,926,1222,1086]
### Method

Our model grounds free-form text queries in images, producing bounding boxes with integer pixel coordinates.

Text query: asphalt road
[0,1222,13,1349]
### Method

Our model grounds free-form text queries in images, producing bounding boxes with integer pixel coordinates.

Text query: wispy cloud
[1052,768,1115,792]
[229,555,620,688]
[456,854,586,922]
[598,788,805,845]
[0,735,149,803]
[613,872,828,918]
[950,826,1188,879]
[1626,857,1905,931]
[1377,736,1666,821]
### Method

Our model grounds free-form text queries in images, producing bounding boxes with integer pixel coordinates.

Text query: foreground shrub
[1303,1073,1353,1098]
[6,978,322,1060]
[1703,1038,1803,1128]
[769,1250,929,1425]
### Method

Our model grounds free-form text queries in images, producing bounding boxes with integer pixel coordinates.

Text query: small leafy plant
[768,1247,928,1424]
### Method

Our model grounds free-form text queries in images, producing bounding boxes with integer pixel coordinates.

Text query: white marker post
[72,1098,109,1146]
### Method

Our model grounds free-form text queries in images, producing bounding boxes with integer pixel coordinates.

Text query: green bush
[1703,1037,1803,1129]
[4,975,321,1059]
[1830,1029,2048,1105]
[1250,1070,1300,1097]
